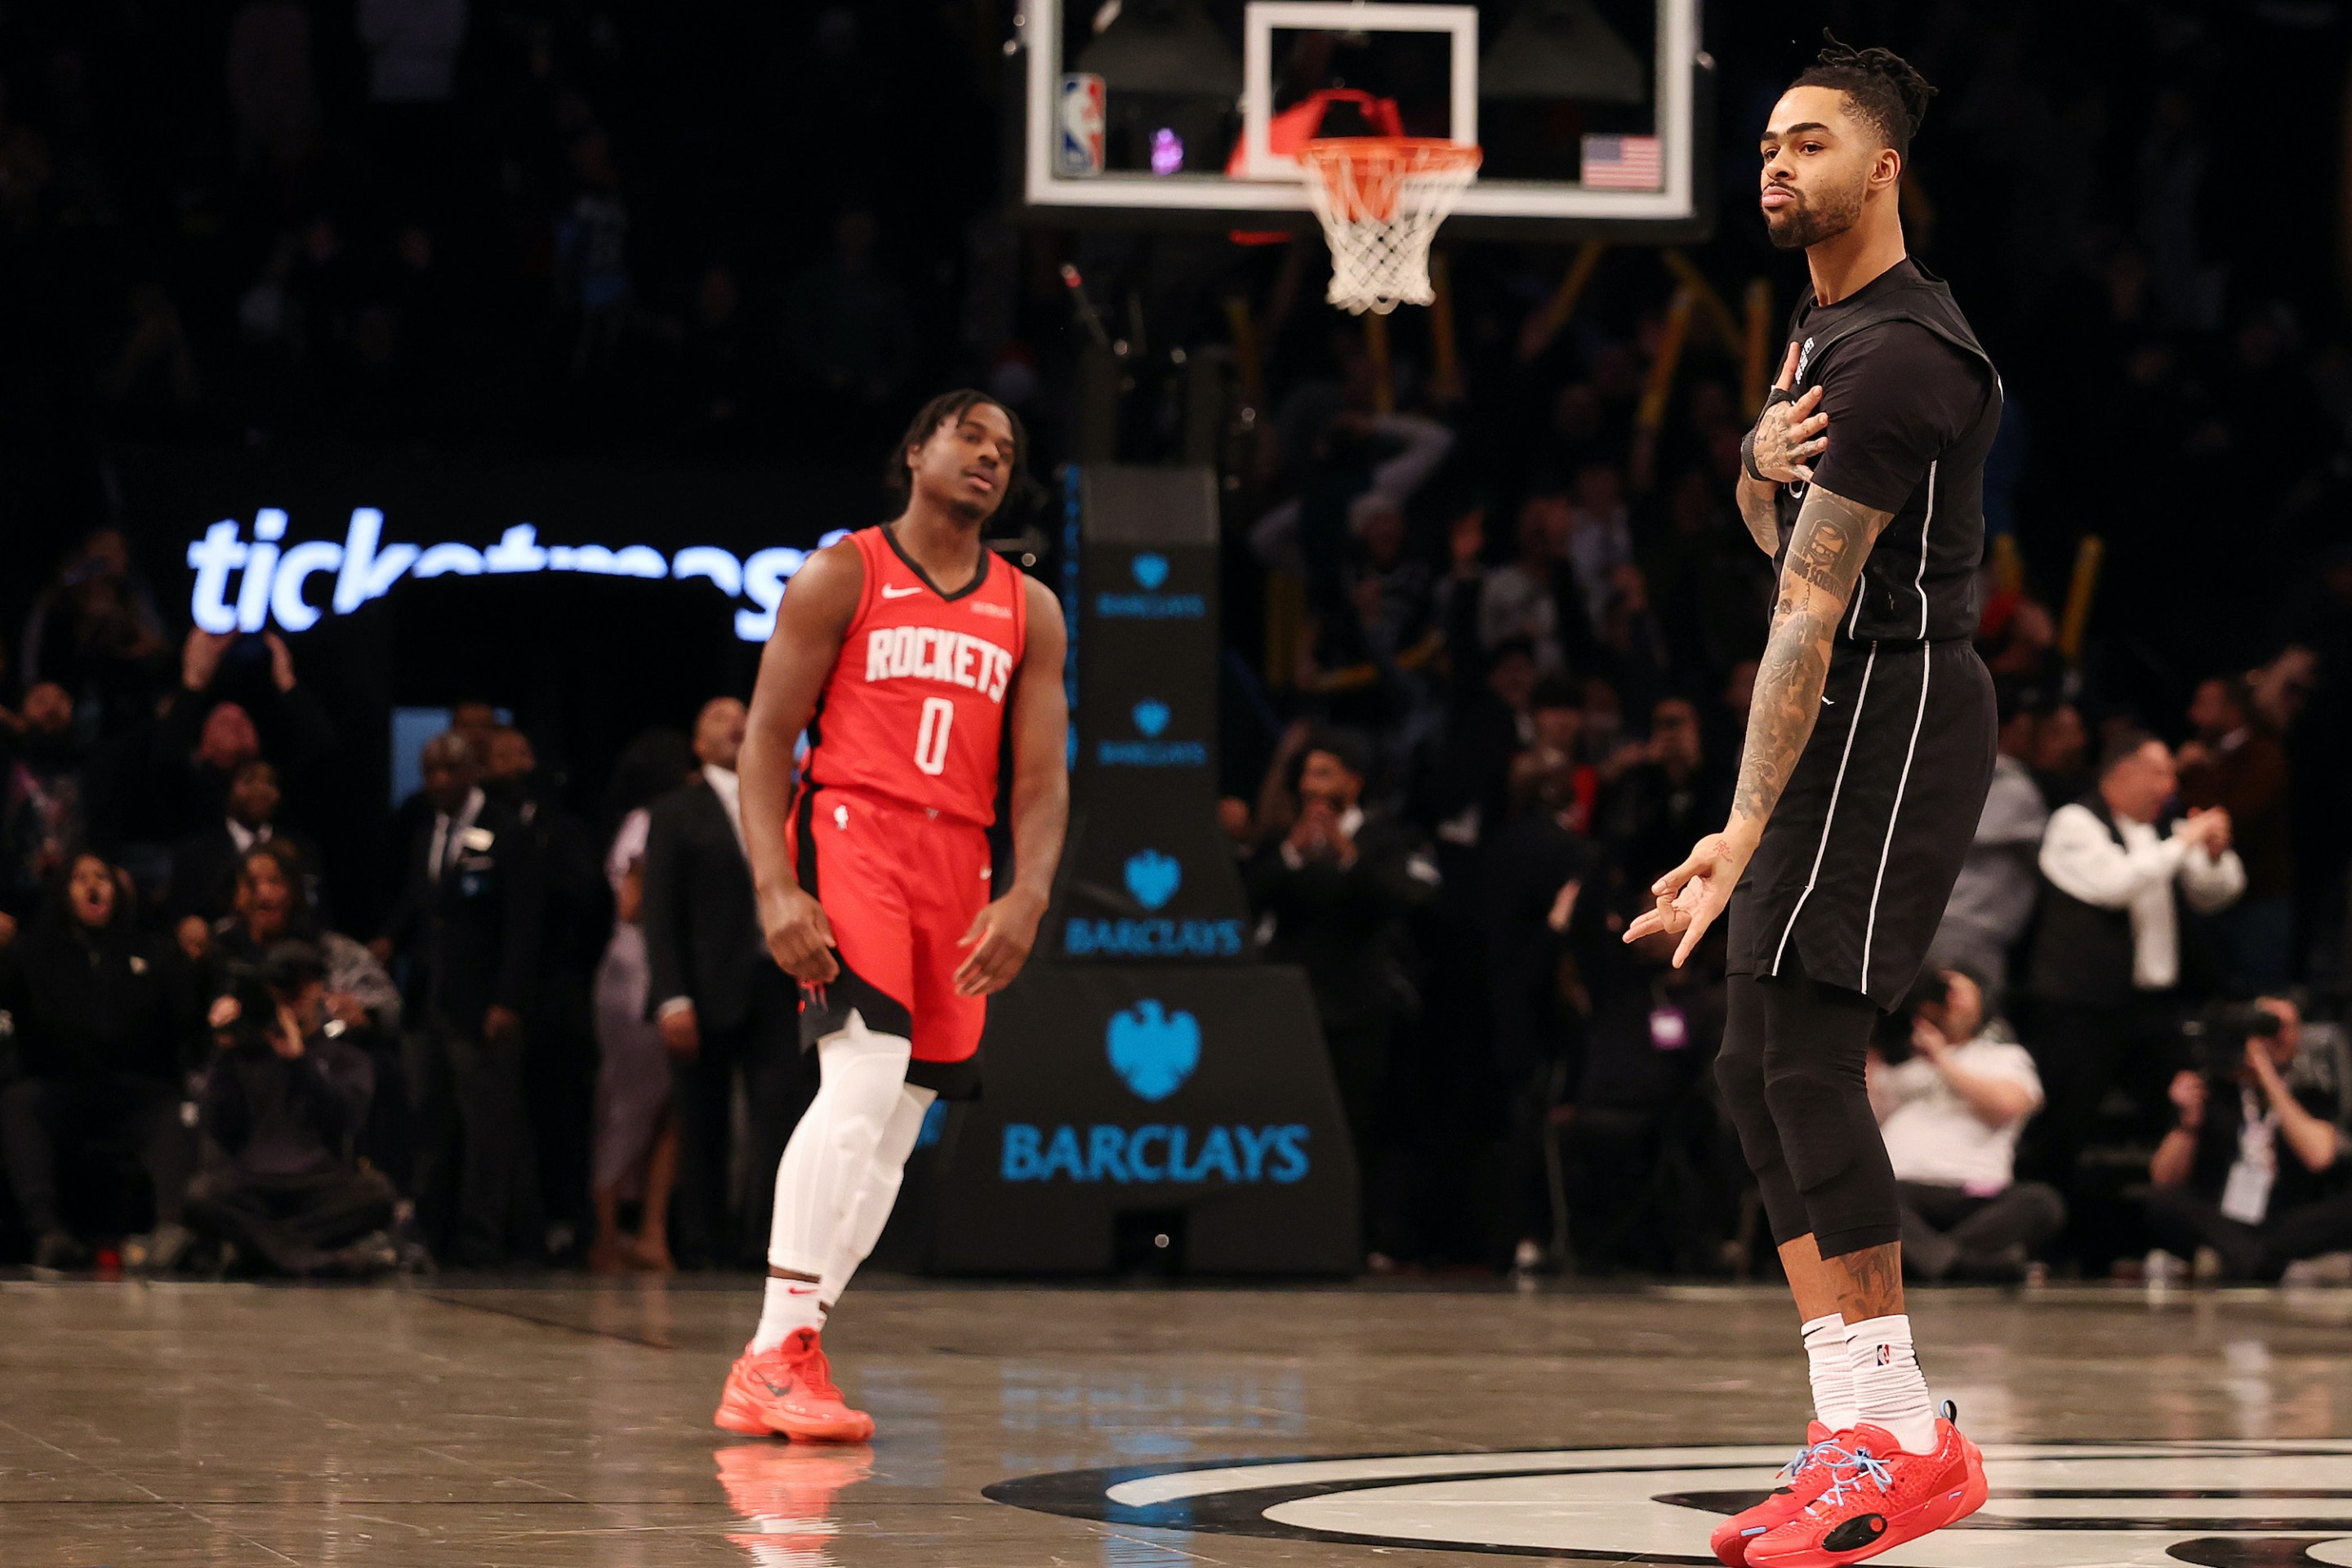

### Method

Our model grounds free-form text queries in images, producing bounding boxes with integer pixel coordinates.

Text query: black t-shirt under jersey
[1773,258,2001,644]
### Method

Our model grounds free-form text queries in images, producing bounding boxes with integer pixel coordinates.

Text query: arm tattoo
[1735,475,1780,555]
[1727,484,1894,838]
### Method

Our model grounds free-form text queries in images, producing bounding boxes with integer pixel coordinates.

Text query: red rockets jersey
[800,526,1029,829]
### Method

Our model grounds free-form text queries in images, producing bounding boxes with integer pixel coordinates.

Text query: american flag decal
[1581,133,1663,190]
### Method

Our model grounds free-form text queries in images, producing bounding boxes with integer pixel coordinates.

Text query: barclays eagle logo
[1124,849,1181,910]
[1106,1000,1200,1102]
[1131,699,1170,737]
[1130,552,1169,590]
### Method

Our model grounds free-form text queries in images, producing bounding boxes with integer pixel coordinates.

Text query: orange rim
[1295,137,1481,223]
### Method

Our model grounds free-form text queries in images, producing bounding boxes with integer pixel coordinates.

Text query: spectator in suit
[374,731,542,1265]
[1870,969,2065,1283]
[2022,732,2245,1196]
[168,759,320,927]
[485,724,610,1259]
[2147,997,2351,1281]
[642,696,809,1267]
[0,852,194,1270]
[1244,728,1438,1267]
[1927,682,2049,1004]
[186,939,398,1277]
[385,698,504,895]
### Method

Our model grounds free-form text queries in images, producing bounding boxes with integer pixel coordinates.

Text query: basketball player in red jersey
[714,390,1068,1441]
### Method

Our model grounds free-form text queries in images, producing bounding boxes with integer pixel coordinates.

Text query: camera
[1872,971,1952,1067]
[2184,1001,2283,1082]
[216,959,280,1054]
[216,941,328,1054]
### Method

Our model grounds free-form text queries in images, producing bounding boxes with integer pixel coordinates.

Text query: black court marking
[987,1441,2352,1564]
[424,1290,676,1349]
[987,1454,1770,1563]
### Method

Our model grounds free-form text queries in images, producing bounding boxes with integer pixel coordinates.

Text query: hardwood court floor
[6,1274,2352,1566]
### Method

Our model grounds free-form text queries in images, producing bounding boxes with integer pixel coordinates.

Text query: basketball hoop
[1295,137,1481,315]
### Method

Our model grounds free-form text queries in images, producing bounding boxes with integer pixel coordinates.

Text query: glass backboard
[1014,0,1711,239]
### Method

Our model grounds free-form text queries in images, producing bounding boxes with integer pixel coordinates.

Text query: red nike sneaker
[1744,1416,1987,1568]
[1709,1423,1849,1567]
[714,1328,876,1442]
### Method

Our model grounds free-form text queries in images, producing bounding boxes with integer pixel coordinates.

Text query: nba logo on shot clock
[1058,74,1105,176]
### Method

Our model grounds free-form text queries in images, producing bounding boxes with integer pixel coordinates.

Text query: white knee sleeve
[819,1083,937,1308]
[766,1011,912,1278]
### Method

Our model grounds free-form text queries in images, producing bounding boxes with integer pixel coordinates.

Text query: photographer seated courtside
[2146,998,2352,1284]
[1869,969,2065,1284]
[186,940,399,1279]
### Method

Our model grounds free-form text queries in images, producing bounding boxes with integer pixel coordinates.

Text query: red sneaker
[1709,1423,1849,1567]
[1744,1415,1987,1568]
[714,1328,876,1442]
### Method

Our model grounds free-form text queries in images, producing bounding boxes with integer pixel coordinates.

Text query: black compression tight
[1715,965,1899,1259]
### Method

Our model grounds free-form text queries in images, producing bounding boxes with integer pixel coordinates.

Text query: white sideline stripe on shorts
[1860,649,1933,994]
[1771,640,1878,977]
[1855,461,1939,991]
[1913,461,1937,639]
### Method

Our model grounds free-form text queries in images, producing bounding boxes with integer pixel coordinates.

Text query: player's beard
[1764,176,1864,252]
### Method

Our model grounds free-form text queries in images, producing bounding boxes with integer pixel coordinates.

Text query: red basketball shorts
[790,785,992,1067]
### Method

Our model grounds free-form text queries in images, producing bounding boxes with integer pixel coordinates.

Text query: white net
[1295,138,1481,315]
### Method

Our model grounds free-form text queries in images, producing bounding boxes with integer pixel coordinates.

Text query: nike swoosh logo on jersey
[880,584,923,599]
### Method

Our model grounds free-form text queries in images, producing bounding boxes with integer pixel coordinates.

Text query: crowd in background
[2,0,2351,1281]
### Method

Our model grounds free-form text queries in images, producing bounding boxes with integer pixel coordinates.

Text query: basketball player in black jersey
[1626,39,1998,1568]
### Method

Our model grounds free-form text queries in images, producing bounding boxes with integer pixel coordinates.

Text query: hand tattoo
[1748,389,1829,483]
[1726,484,1894,840]
[1734,344,1829,556]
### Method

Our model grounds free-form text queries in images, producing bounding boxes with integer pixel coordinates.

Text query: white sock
[1845,1314,1937,1454]
[817,1084,937,1312]
[752,1272,826,1350]
[1801,1313,1860,1433]
[751,1014,912,1353]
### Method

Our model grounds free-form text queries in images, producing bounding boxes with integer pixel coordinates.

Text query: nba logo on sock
[1058,75,1106,176]
[1876,1343,1893,1365]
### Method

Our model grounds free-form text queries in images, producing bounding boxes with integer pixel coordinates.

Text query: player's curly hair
[1790,31,1938,160]
[884,388,1037,520]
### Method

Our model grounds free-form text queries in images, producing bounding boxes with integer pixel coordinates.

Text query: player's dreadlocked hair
[884,387,1037,518]
[1790,32,1938,160]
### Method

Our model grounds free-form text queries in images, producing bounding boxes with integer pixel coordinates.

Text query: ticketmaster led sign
[185,509,849,644]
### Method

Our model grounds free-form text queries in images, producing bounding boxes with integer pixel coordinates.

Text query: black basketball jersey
[1771,259,2002,644]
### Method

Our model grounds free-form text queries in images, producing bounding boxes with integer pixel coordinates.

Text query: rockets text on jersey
[800,525,1029,828]
[860,623,1014,703]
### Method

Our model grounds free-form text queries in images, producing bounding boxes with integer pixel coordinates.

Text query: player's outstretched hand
[1621,831,1751,969]
[762,884,840,986]
[953,889,1047,998]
